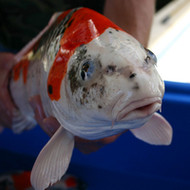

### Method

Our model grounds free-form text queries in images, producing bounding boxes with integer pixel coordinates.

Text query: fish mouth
[116,97,162,121]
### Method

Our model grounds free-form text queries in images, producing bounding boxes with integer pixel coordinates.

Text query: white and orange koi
[10,8,172,190]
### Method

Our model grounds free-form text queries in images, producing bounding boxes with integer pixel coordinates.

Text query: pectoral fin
[130,113,172,145]
[31,127,74,190]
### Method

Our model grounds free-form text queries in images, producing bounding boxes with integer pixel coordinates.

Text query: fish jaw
[115,96,162,122]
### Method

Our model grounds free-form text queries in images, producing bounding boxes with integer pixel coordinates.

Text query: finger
[29,95,60,137]
[43,117,60,137]
[96,130,128,144]
[75,130,128,154]
[29,95,46,126]
[75,137,103,154]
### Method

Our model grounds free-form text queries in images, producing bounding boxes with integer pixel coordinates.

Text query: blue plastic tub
[0,81,190,190]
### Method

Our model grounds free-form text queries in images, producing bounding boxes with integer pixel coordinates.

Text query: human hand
[29,95,126,154]
[0,52,15,128]
[74,132,125,154]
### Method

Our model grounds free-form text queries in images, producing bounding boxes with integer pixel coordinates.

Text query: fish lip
[116,97,162,121]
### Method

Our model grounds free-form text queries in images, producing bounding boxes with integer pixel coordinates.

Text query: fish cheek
[79,87,90,105]
[71,82,106,110]
[68,48,106,108]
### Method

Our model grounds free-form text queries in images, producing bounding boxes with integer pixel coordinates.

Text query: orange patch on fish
[48,8,122,101]
[13,58,29,84]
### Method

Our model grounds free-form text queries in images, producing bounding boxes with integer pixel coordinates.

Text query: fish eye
[145,48,157,64]
[81,60,95,81]
[145,55,151,64]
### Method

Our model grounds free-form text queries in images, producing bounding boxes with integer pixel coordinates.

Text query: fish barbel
[9,7,172,190]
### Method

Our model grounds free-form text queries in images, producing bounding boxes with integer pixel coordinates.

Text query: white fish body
[9,8,172,190]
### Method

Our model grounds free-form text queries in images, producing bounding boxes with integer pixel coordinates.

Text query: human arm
[104,0,156,47]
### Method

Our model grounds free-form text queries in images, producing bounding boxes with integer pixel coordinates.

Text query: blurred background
[149,0,190,83]
[0,0,175,51]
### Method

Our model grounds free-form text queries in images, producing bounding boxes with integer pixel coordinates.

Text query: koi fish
[10,7,172,190]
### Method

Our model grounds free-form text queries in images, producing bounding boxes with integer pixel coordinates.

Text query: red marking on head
[48,8,122,101]
[13,58,29,84]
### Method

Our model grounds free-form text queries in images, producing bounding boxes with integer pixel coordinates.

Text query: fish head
[57,27,167,139]
[66,28,164,121]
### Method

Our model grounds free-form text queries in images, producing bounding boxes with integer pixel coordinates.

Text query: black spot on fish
[109,31,112,34]
[129,73,136,79]
[100,85,105,95]
[98,59,102,68]
[82,93,87,99]
[98,105,102,109]
[106,65,116,74]
[91,83,97,88]
[83,87,87,92]
[80,98,84,105]
[67,19,74,28]
[60,27,66,35]
[132,82,139,90]
[48,85,53,94]
[76,47,87,62]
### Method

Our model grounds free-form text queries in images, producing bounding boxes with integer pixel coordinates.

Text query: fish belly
[10,60,41,133]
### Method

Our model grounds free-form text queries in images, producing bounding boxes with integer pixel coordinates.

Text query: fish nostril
[129,73,136,79]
